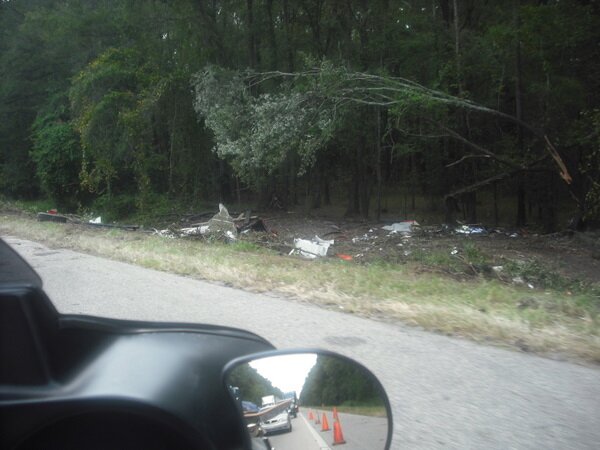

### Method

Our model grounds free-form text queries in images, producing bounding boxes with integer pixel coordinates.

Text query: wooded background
[1,0,598,230]
[299,354,383,407]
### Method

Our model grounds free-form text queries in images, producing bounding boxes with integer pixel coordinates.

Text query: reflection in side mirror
[225,351,391,450]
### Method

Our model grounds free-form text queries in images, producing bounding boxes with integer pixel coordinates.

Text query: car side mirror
[224,350,393,450]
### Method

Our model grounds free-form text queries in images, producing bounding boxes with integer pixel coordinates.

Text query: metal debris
[455,224,488,235]
[290,236,334,259]
[382,221,419,234]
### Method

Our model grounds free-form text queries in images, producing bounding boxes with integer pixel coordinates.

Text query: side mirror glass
[224,351,392,450]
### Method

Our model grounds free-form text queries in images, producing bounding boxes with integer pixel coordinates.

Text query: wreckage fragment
[455,224,488,235]
[205,203,238,240]
[290,236,334,259]
[155,204,272,239]
[382,221,419,234]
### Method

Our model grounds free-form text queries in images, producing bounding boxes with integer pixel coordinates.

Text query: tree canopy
[228,363,284,406]
[1,0,598,228]
[299,355,383,407]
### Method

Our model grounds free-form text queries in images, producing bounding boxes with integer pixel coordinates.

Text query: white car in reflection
[261,412,292,434]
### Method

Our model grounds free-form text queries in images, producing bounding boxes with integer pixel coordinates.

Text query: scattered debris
[455,224,488,235]
[291,236,334,259]
[153,205,272,240]
[153,228,176,238]
[29,206,598,290]
[352,232,376,243]
[237,217,268,234]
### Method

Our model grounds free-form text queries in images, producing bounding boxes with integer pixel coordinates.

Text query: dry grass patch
[1,213,599,363]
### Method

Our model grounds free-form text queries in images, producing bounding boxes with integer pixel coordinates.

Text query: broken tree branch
[446,154,491,168]
[435,123,521,170]
[247,67,573,185]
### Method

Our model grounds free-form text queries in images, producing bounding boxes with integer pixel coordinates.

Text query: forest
[1,0,599,230]
[299,355,383,407]
[227,362,284,407]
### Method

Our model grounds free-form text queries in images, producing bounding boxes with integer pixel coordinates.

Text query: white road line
[300,412,331,450]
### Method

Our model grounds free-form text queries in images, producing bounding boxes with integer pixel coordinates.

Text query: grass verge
[307,406,387,418]
[1,211,599,364]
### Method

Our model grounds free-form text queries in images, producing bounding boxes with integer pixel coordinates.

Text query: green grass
[8,198,57,214]
[305,405,387,418]
[1,211,599,363]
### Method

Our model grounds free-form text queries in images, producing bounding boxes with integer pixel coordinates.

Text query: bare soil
[243,211,600,285]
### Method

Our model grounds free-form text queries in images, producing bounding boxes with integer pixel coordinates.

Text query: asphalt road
[266,409,385,450]
[4,236,600,449]
[301,409,388,450]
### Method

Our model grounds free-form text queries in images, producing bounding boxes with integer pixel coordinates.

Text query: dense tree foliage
[1,0,598,228]
[228,363,284,406]
[299,355,383,407]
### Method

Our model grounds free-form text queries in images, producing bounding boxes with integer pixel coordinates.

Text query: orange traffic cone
[332,420,346,445]
[314,411,321,424]
[308,410,314,420]
[333,407,339,421]
[321,413,330,431]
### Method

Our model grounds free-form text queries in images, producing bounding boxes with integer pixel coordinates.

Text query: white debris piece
[154,229,176,238]
[89,216,102,224]
[352,233,376,243]
[455,225,487,235]
[180,225,209,236]
[382,221,419,234]
[292,236,334,259]
[205,203,238,239]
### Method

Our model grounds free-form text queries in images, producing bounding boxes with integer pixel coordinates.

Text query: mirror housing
[223,349,393,450]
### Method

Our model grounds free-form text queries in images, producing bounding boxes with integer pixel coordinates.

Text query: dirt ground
[234,211,600,285]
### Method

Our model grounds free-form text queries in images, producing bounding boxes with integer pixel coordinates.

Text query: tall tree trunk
[514,0,527,227]
[282,0,295,71]
[358,135,370,218]
[310,167,321,209]
[246,0,259,69]
[410,153,417,211]
[493,181,499,226]
[346,144,361,216]
[453,0,463,94]
[323,174,330,205]
[376,108,383,221]
[265,0,277,70]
